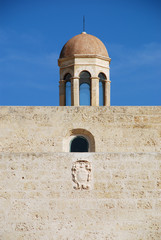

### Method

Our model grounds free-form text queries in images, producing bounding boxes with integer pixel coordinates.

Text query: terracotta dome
[59,32,109,59]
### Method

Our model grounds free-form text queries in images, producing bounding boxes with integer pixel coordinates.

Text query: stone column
[59,80,65,106]
[104,79,111,106]
[71,77,79,106]
[91,77,99,106]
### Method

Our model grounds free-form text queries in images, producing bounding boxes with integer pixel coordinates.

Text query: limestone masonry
[0,106,161,153]
[0,106,161,240]
[0,152,161,239]
[0,32,161,240]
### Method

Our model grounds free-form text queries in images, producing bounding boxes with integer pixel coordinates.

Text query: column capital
[104,79,111,83]
[71,77,79,80]
[59,80,66,87]
[90,77,99,80]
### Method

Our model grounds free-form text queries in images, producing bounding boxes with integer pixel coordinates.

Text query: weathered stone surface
[0,152,160,239]
[0,105,161,239]
[0,106,161,153]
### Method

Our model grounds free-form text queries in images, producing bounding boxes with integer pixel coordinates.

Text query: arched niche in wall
[69,128,95,152]
[70,136,89,152]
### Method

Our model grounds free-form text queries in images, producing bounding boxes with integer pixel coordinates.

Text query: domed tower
[58,32,111,106]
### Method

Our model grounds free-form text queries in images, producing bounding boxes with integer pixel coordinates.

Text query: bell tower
[58,32,111,106]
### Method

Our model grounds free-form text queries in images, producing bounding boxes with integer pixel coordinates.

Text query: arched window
[64,73,72,106]
[79,71,91,106]
[98,73,106,106]
[70,136,89,152]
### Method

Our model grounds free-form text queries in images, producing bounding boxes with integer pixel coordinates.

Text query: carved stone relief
[71,160,91,190]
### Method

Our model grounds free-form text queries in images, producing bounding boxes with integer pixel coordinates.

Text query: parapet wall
[0,106,161,153]
[0,152,160,240]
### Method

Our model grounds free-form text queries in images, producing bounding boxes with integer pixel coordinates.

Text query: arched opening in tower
[79,71,91,106]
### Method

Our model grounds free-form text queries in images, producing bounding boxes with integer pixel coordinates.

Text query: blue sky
[0,0,161,106]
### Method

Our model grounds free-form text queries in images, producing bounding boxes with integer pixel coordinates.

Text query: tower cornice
[58,54,111,67]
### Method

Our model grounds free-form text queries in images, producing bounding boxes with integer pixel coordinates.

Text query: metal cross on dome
[83,16,85,32]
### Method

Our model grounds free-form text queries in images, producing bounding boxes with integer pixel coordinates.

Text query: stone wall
[0,106,161,153]
[0,152,160,240]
